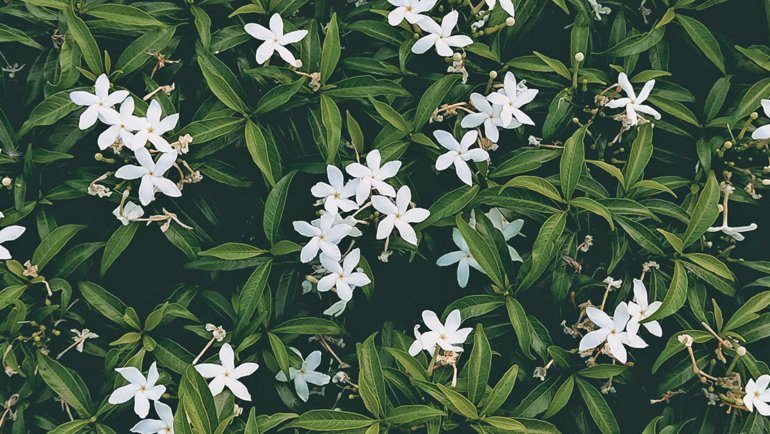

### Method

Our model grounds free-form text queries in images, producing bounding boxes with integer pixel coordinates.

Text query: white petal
[109,384,139,404]
[0,226,25,243]
[586,307,613,329]
[244,23,273,40]
[579,329,609,351]
[606,334,627,364]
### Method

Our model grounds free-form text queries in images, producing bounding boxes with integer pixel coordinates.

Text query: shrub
[1,0,770,433]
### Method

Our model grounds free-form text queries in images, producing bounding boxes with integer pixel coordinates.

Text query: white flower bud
[452,52,462,61]
[505,17,515,26]
[575,52,585,62]
[737,346,747,356]
[489,70,498,79]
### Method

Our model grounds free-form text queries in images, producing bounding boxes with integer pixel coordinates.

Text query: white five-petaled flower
[114,201,144,226]
[461,92,519,142]
[194,343,259,401]
[372,185,430,245]
[579,303,647,364]
[275,349,331,402]
[131,100,179,153]
[345,150,401,204]
[484,0,515,17]
[436,228,484,288]
[318,248,371,301]
[387,0,436,26]
[244,13,308,66]
[744,375,770,415]
[434,130,489,186]
[115,148,182,206]
[475,208,524,261]
[408,309,472,356]
[130,400,174,434]
[752,99,770,140]
[0,225,25,260]
[626,279,662,337]
[98,97,144,150]
[311,165,359,215]
[486,72,538,127]
[108,362,166,418]
[293,212,353,263]
[70,73,128,130]
[605,73,661,127]
[413,11,473,57]
[70,329,99,352]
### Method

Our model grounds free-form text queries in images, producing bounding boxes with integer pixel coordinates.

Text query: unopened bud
[505,17,515,26]
[452,52,462,61]
[737,346,747,356]
[750,111,759,120]
[574,52,585,62]
[1,177,11,187]
[95,153,104,161]
[294,59,303,68]
[723,140,733,149]
[489,70,498,79]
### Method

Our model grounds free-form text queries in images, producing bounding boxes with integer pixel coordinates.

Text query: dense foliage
[2,0,770,433]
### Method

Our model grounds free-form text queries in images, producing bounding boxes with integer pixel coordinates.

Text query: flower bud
[1,177,11,187]
[95,153,104,161]
[737,346,747,356]
[452,52,462,61]
[750,111,759,120]
[723,140,733,149]
[505,17,515,26]
[489,70,498,79]
[574,52,585,62]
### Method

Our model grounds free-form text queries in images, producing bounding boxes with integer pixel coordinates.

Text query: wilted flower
[434,130,489,186]
[70,329,99,353]
[205,324,226,342]
[588,0,611,20]
[372,185,430,245]
[114,201,144,226]
[108,362,166,418]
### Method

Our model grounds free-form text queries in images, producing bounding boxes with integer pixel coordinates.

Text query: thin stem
[319,335,350,368]
[192,338,215,365]
[426,347,441,377]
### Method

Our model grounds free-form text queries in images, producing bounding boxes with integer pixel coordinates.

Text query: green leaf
[481,364,519,416]
[200,243,266,260]
[115,27,175,77]
[623,124,653,189]
[285,410,375,431]
[179,365,219,433]
[235,259,272,331]
[101,223,138,277]
[465,324,492,405]
[272,317,342,335]
[455,213,505,289]
[85,4,165,27]
[197,52,249,113]
[245,121,277,186]
[578,365,628,379]
[416,185,478,230]
[676,14,725,73]
[657,228,684,253]
[385,405,445,426]
[484,416,528,432]
[570,197,615,230]
[517,212,567,291]
[491,148,561,178]
[383,347,428,381]
[370,98,410,133]
[19,90,78,136]
[542,376,574,419]
[645,261,688,322]
[436,383,479,420]
[268,332,291,378]
[682,171,720,247]
[356,333,388,418]
[414,74,459,131]
[320,13,340,83]
[78,281,128,326]
[704,76,731,123]
[0,23,44,50]
[191,6,212,49]
[32,224,85,270]
[320,94,342,163]
[37,354,94,418]
[599,27,666,57]
[614,215,664,256]
[533,51,571,80]
[263,170,296,244]
[576,377,620,434]
[506,297,534,359]
[503,176,564,203]
[66,6,102,74]
[255,78,305,114]
[683,253,733,281]
[725,291,770,331]
[559,126,586,200]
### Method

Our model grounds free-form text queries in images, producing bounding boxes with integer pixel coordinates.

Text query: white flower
[436,228,484,288]
[69,73,128,130]
[98,97,144,151]
[108,362,166,418]
[407,309,472,356]
[318,248,371,301]
[412,11,473,57]
[275,349,331,402]
[311,165,359,215]
[244,13,308,66]
[387,0,436,26]
[115,148,182,206]
[461,92,519,142]
[372,185,430,245]
[626,279,662,337]
[744,375,770,415]
[194,343,259,401]
[131,100,179,153]
[588,0,611,20]
[345,150,401,204]
[605,73,661,127]
[478,208,524,261]
[603,276,622,289]
[0,225,25,260]
[486,72,538,127]
[130,400,174,434]
[70,329,99,352]
[707,222,758,241]
[579,303,647,364]
[485,0,515,17]
[752,99,770,140]
[293,213,353,263]
[113,201,144,226]
[434,130,489,186]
